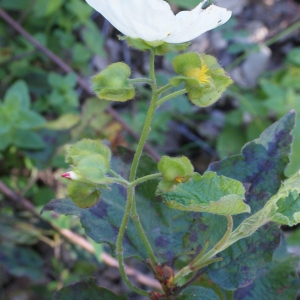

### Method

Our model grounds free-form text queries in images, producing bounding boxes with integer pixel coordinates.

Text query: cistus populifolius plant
[44,0,300,299]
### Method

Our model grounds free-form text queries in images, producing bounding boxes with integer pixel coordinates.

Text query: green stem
[111,178,129,186]
[173,215,233,284]
[128,78,153,84]
[130,173,162,187]
[156,83,173,95]
[116,185,149,296]
[127,50,159,267]
[115,50,159,295]
[129,51,158,182]
[156,89,186,107]
[109,169,125,179]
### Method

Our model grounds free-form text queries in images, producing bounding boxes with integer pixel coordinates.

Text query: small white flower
[85,0,231,44]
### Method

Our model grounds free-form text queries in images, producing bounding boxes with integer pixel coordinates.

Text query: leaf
[4,80,30,108]
[158,172,249,215]
[33,0,63,17]
[178,286,220,300]
[53,277,128,300]
[287,47,300,66]
[216,124,247,159]
[0,243,44,281]
[0,214,41,245]
[24,128,71,169]
[15,109,46,130]
[233,257,299,300]
[13,129,45,150]
[227,167,300,245]
[186,112,295,290]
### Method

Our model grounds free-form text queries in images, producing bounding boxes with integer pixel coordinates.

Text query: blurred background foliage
[1,0,300,299]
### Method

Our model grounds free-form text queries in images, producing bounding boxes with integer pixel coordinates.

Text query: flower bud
[91,62,135,102]
[171,52,233,107]
[157,156,194,191]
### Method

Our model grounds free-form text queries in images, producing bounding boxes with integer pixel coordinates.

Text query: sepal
[120,36,190,55]
[157,155,194,191]
[171,52,233,107]
[92,62,135,102]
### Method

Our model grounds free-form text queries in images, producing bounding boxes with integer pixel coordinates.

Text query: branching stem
[156,89,187,107]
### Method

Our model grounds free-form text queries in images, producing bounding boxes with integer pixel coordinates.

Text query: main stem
[116,50,159,295]
[129,50,158,267]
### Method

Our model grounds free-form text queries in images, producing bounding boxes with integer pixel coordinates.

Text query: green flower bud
[68,180,102,209]
[171,52,233,107]
[92,62,135,102]
[66,139,111,166]
[64,139,112,185]
[158,156,194,191]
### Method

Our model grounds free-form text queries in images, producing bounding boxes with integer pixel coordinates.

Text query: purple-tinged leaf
[178,286,220,300]
[207,112,295,289]
[233,257,299,300]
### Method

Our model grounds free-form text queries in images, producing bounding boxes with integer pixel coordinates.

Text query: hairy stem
[156,83,173,95]
[130,173,162,187]
[128,78,153,84]
[156,89,187,107]
[116,185,149,296]
[128,50,159,267]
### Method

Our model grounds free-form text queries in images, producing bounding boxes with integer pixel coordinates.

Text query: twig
[0,7,160,162]
[0,180,161,290]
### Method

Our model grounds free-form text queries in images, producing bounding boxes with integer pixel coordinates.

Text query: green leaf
[0,106,10,135]
[0,214,41,245]
[158,172,249,215]
[24,128,71,169]
[13,130,45,150]
[53,277,128,300]
[0,0,29,10]
[0,131,12,150]
[4,80,30,108]
[0,243,44,281]
[217,124,247,159]
[33,0,63,17]
[68,181,101,209]
[14,109,45,130]
[82,22,106,57]
[178,286,220,300]
[269,174,300,226]
[287,47,300,66]
[228,171,300,246]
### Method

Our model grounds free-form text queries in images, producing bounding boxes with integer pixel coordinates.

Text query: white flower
[85,0,231,44]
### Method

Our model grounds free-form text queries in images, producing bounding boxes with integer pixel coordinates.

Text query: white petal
[85,0,135,37]
[164,1,232,43]
[121,0,175,42]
